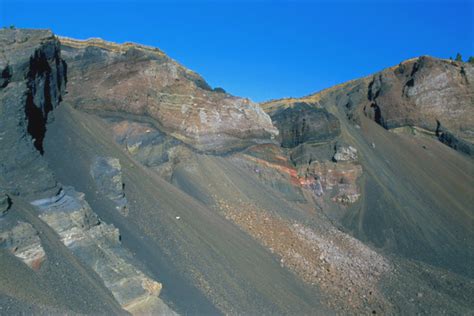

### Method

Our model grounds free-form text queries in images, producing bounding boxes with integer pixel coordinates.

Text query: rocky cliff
[261,55,474,281]
[0,29,65,200]
[263,56,474,156]
[59,37,277,153]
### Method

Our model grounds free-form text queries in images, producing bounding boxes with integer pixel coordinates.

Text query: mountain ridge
[1,28,473,315]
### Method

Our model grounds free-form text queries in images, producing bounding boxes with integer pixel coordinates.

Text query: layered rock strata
[60,37,278,153]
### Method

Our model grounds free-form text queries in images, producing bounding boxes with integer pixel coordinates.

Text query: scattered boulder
[333,142,358,162]
[109,119,180,167]
[365,56,474,154]
[90,157,128,216]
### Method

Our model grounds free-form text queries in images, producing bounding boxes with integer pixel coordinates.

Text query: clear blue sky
[1,0,473,102]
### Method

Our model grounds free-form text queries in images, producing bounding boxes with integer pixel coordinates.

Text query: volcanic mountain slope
[0,28,473,315]
[261,57,474,278]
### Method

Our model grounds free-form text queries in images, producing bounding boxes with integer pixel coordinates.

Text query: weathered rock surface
[0,29,66,199]
[0,221,46,270]
[2,28,473,315]
[32,186,176,315]
[111,120,179,166]
[90,157,128,216]
[0,192,10,216]
[270,102,340,148]
[299,160,362,204]
[231,145,306,202]
[333,142,358,162]
[263,56,474,156]
[366,56,474,155]
[60,37,278,153]
[366,57,473,136]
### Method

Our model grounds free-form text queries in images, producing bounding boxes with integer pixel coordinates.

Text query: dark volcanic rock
[0,29,66,199]
[59,37,277,153]
[90,157,128,216]
[108,119,181,167]
[0,192,10,216]
[270,102,341,148]
[289,141,336,165]
[263,56,474,156]
[261,56,474,282]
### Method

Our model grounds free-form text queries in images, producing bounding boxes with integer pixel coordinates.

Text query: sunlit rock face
[365,56,474,155]
[270,102,341,148]
[90,156,129,216]
[60,37,278,153]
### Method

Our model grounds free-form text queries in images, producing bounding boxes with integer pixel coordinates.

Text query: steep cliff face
[263,56,474,156]
[59,37,277,153]
[366,56,474,155]
[0,30,176,315]
[0,29,66,200]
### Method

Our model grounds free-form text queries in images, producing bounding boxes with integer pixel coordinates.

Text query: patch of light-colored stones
[31,186,176,315]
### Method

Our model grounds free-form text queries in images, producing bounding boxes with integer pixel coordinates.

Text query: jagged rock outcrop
[1,28,473,315]
[0,30,177,315]
[0,221,46,270]
[59,37,278,153]
[262,56,474,156]
[270,102,340,148]
[90,157,128,216]
[110,120,180,167]
[0,29,66,200]
[365,56,474,155]
[333,142,358,162]
[0,192,10,216]
[260,55,474,282]
[32,186,176,315]
[299,160,362,204]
